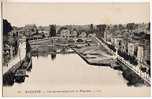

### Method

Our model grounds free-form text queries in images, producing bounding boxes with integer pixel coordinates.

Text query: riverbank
[3,42,26,74]
[72,44,114,66]
[3,41,32,86]
[113,62,145,86]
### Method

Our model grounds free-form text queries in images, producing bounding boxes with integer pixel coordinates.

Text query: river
[3,52,150,96]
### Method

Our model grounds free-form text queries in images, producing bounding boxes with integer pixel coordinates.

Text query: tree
[90,24,94,33]
[97,24,106,33]
[147,22,150,31]
[26,38,31,53]
[96,24,106,38]
[3,19,13,36]
[49,25,56,37]
[42,32,45,38]
[126,23,135,31]
[118,24,124,30]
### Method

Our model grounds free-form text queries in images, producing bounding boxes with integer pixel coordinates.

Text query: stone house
[60,29,71,38]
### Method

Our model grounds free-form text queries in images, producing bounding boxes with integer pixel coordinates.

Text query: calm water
[7,53,127,86]
[3,53,150,96]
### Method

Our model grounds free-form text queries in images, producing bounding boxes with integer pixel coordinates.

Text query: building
[143,37,150,65]
[70,30,78,38]
[60,29,71,38]
[137,45,144,62]
[112,37,127,53]
[39,30,49,38]
[127,42,135,56]
[24,24,38,37]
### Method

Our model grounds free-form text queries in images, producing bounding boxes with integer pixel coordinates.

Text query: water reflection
[51,53,56,60]
[32,45,74,58]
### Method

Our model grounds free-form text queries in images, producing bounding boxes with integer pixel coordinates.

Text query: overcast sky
[3,3,150,27]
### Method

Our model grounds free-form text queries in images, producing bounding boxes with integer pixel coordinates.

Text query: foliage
[49,25,56,37]
[3,19,13,36]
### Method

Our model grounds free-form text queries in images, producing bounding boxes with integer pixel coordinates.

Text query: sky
[3,3,150,27]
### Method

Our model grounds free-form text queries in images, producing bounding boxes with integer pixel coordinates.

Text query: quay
[3,40,32,86]
[93,36,151,86]
[3,42,26,74]
[72,47,112,66]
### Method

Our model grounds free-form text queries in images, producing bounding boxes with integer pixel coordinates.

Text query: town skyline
[3,20,150,28]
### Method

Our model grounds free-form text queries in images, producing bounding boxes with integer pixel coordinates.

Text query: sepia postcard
[1,1,151,97]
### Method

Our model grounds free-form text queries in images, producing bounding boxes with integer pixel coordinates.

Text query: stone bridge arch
[56,26,79,35]
[57,27,70,34]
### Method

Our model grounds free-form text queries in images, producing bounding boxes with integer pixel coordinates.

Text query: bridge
[29,37,91,48]
[92,35,151,86]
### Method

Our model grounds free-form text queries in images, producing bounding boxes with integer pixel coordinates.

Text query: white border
[0,0,151,98]
[2,0,150,3]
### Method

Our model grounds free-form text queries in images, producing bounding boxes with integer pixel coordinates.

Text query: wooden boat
[14,69,28,83]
